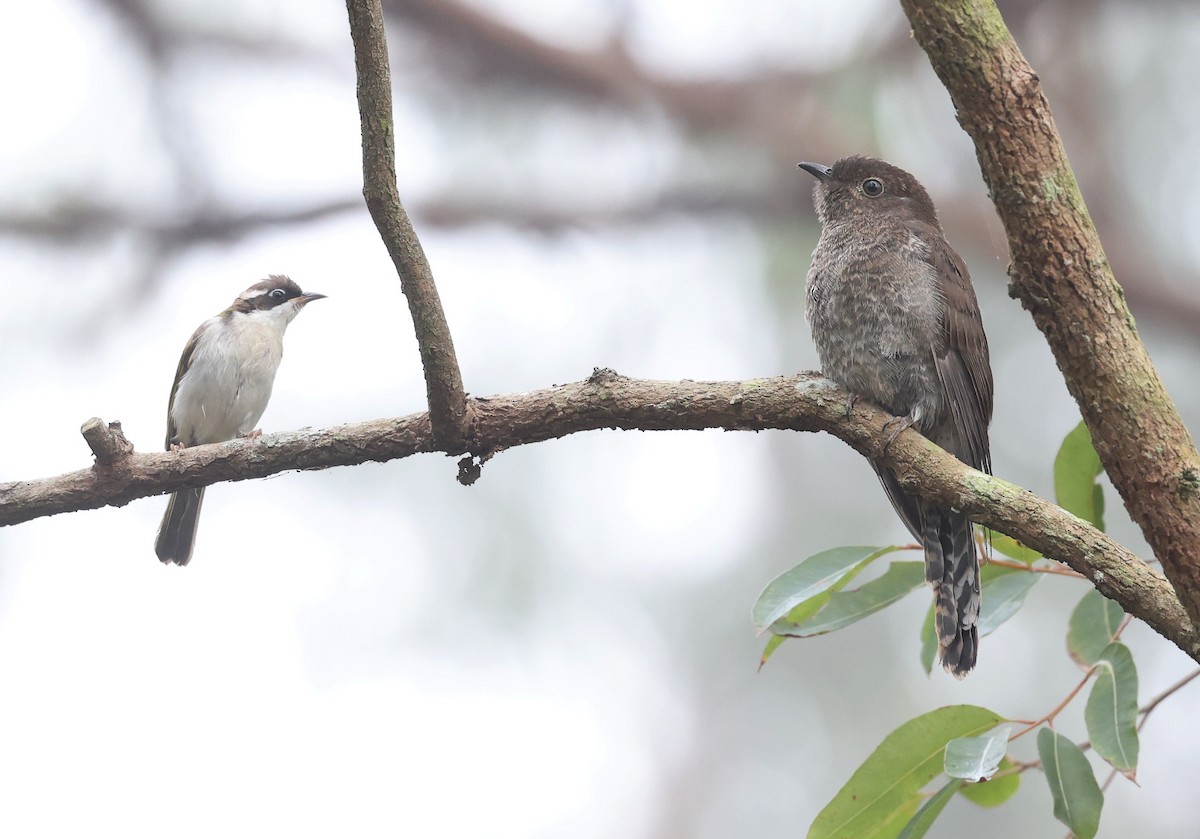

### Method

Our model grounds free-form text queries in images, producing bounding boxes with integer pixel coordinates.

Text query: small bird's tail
[155,487,205,566]
[873,464,980,677]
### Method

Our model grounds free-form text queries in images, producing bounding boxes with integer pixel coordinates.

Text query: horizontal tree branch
[2,370,1193,661]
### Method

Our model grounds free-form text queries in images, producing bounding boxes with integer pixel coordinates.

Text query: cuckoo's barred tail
[921,506,980,678]
[155,487,205,566]
[873,464,981,678]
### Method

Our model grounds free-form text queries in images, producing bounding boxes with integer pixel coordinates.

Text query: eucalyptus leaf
[958,757,1020,807]
[986,530,1041,563]
[759,633,786,668]
[776,562,925,638]
[1068,589,1126,666]
[919,603,936,676]
[1085,642,1140,774]
[809,705,1003,839]
[753,546,892,632]
[1038,728,1103,839]
[896,779,963,839]
[944,725,1011,781]
[978,569,1039,637]
[1054,420,1106,530]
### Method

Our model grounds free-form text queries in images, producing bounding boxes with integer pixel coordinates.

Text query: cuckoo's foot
[882,414,917,453]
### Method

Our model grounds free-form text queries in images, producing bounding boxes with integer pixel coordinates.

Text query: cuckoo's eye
[269,288,287,300]
[862,178,884,197]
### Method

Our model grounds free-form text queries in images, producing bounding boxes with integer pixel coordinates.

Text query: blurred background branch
[8,0,1200,334]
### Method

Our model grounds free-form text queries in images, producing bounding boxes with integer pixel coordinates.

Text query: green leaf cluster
[808,706,1006,839]
[762,420,1146,838]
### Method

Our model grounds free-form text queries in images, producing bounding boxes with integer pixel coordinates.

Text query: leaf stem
[1009,669,1095,741]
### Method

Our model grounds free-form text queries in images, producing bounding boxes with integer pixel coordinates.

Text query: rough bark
[901,0,1200,628]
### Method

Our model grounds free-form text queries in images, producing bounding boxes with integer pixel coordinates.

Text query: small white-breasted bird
[154,275,325,566]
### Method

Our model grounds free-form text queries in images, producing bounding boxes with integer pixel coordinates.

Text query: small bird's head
[230,275,326,325]
[798,156,940,230]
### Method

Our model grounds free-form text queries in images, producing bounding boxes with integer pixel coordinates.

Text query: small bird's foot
[169,441,186,453]
[844,393,860,418]
[882,414,917,453]
[243,429,264,440]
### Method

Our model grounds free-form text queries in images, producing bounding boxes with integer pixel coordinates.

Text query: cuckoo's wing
[923,226,993,474]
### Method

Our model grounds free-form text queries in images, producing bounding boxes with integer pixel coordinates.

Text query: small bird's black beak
[798,162,833,181]
[298,292,327,305]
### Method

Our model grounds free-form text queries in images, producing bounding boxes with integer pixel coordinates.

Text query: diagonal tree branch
[901,0,1200,627]
[346,0,469,448]
[1,371,1192,661]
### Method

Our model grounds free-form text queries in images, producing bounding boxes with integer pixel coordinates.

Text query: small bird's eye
[862,178,884,197]
[269,288,286,300]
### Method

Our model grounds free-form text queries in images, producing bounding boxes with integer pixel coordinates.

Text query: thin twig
[1010,669,1095,741]
[1112,612,1135,642]
[988,558,1084,577]
[1139,668,1200,718]
[1009,668,1200,789]
[345,0,469,448]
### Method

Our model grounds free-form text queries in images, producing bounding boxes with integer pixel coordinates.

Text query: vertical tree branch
[900,0,1200,627]
[346,0,470,448]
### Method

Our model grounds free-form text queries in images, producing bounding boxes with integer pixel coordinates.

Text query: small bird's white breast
[170,308,292,445]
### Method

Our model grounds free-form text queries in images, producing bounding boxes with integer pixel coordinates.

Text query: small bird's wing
[165,327,204,450]
[919,224,994,474]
